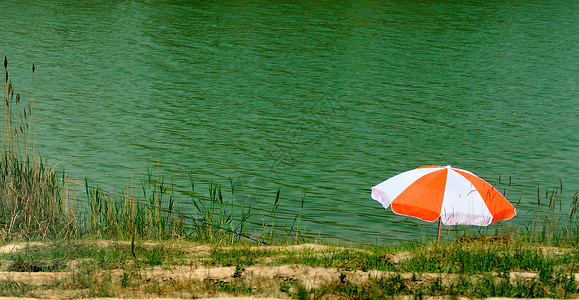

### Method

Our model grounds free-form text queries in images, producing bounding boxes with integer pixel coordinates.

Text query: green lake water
[1,0,577,243]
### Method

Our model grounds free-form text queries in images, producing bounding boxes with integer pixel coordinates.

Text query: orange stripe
[63,179,85,186]
[453,170,515,223]
[391,168,447,222]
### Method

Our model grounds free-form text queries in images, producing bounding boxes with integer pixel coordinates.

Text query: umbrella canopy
[371,165,516,227]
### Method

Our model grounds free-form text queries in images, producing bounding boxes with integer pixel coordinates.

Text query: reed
[498,181,579,246]
[186,177,306,245]
[74,171,302,244]
[0,58,298,243]
[524,181,579,246]
[451,179,578,247]
[78,171,186,240]
[188,178,252,243]
[0,58,76,241]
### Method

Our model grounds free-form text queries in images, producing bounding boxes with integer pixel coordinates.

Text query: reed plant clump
[452,178,578,247]
[519,181,579,246]
[78,172,186,240]
[0,57,77,241]
[75,172,304,245]
[187,179,252,244]
[184,177,305,245]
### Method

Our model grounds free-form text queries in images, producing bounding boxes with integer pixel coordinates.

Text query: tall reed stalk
[455,179,578,246]
[71,170,304,245]
[0,57,77,241]
[523,181,579,246]
[79,171,186,240]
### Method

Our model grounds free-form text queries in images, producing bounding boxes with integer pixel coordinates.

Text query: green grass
[419,242,572,273]
[0,238,577,298]
[0,240,186,271]
[299,243,578,299]
[0,279,31,297]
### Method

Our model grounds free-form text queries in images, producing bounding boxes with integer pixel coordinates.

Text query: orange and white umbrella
[371,165,516,240]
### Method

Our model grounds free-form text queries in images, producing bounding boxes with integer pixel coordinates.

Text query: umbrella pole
[437,219,441,243]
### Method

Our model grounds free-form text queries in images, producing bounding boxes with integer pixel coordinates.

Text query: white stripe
[440,169,492,226]
[371,166,443,209]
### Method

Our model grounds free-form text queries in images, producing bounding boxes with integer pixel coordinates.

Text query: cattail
[24,107,27,118]
[8,82,12,94]
[32,63,35,73]
[5,71,7,83]
[16,93,20,103]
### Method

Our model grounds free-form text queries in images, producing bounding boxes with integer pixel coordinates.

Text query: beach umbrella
[371,165,516,241]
